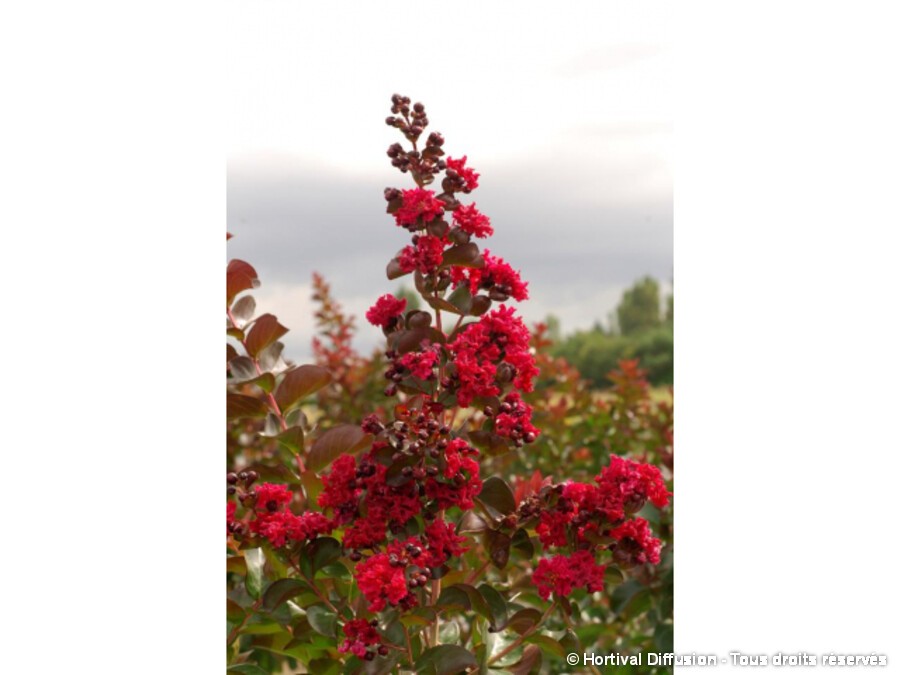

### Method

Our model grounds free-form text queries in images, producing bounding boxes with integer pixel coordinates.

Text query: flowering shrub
[226,94,673,674]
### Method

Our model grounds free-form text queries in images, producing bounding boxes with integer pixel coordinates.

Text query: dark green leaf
[227,665,269,675]
[244,548,265,600]
[308,659,341,675]
[306,537,342,576]
[226,393,268,420]
[306,603,337,637]
[511,527,534,558]
[446,284,473,314]
[436,586,470,611]
[439,584,492,626]
[478,476,515,516]
[414,645,477,675]
[262,579,310,611]
[654,622,673,653]
[275,365,332,411]
[308,425,372,472]
[507,608,542,635]
[245,314,289,358]
[425,295,459,314]
[275,425,304,454]
[227,599,246,623]
[477,583,508,631]
[524,634,565,658]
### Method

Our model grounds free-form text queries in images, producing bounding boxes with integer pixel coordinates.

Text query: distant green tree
[616,276,662,336]
[395,285,421,311]
[543,314,562,342]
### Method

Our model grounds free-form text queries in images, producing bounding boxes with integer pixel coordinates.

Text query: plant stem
[487,601,556,665]
[465,557,491,586]
[227,307,289,433]
[402,624,415,668]
[561,609,602,675]
[227,597,262,648]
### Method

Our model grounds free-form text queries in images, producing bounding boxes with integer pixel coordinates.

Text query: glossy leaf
[244,548,265,600]
[458,511,488,534]
[230,295,256,327]
[245,314,289,358]
[227,599,246,623]
[275,364,332,411]
[262,579,310,612]
[306,536,342,576]
[477,583,508,631]
[227,393,268,420]
[447,284,473,314]
[306,603,337,638]
[227,665,269,675]
[507,608,543,635]
[386,258,409,280]
[468,430,511,457]
[486,530,512,569]
[478,476,515,517]
[227,259,259,305]
[414,645,477,675]
[257,341,286,373]
[229,356,257,381]
[442,243,483,268]
[506,644,542,675]
[307,425,372,472]
[524,634,565,658]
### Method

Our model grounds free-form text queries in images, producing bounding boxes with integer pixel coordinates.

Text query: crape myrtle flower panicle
[366,294,406,328]
[533,551,606,600]
[610,517,663,566]
[450,249,528,302]
[339,619,382,659]
[595,454,671,514]
[452,203,493,238]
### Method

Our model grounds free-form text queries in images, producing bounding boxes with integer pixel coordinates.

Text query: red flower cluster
[366,294,407,328]
[533,551,606,600]
[451,250,528,302]
[446,156,479,192]
[339,619,382,659]
[317,407,482,553]
[522,456,669,563]
[492,392,540,445]
[397,346,440,380]
[595,454,671,516]
[394,188,445,228]
[449,305,538,407]
[452,203,492,238]
[356,552,413,612]
[610,517,662,566]
[225,483,334,548]
[397,234,445,274]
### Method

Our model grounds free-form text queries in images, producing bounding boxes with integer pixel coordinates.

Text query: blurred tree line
[550,276,673,387]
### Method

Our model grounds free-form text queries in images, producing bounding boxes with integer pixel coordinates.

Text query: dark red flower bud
[226,472,238,485]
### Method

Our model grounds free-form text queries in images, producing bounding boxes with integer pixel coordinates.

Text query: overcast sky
[227,1,672,360]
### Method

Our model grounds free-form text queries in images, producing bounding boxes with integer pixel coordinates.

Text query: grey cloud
[227,149,671,342]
